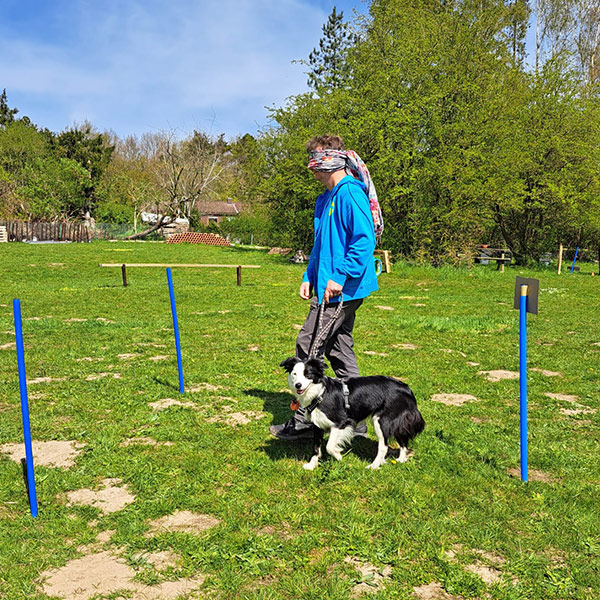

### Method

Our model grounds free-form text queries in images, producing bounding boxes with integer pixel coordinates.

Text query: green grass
[0,241,598,599]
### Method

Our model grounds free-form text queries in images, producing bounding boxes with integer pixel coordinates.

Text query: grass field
[0,241,598,600]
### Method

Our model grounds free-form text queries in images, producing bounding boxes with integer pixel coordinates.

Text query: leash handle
[308,292,344,359]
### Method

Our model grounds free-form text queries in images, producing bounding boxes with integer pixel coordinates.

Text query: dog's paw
[303,462,318,471]
[366,460,385,470]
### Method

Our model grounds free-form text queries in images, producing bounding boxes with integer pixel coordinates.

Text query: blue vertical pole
[166,268,184,394]
[13,299,38,517]
[519,285,528,483]
[570,247,579,273]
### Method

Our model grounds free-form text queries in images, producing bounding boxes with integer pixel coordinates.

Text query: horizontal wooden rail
[98,263,261,268]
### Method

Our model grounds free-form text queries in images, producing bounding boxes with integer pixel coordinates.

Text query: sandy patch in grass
[392,343,420,350]
[363,350,388,357]
[412,303,427,307]
[188,382,225,393]
[207,410,264,426]
[544,392,579,402]
[149,398,197,411]
[146,510,221,536]
[28,376,67,384]
[507,467,557,483]
[531,368,562,377]
[0,403,12,412]
[592,342,600,347]
[40,550,203,600]
[0,440,84,469]
[66,478,136,514]
[0,341,16,350]
[344,557,392,598]
[292,323,303,330]
[560,406,596,416]
[118,353,139,360]
[120,437,174,447]
[76,357,102,362]
[96,317,114,323]
[65,318,88,322]
[247,344,260,351]
[85,372,122,381]
[413,582,464,599]
[132,549,180,570]
[466,361,480,367]
[478,370,519,382]
[375,305,394,310]
[431,394,479,407]
[148,355,169,361]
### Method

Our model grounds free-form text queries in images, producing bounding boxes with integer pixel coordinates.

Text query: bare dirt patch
[206,410,264,426]
[247,344,260,351]
[363,350,388,357]
[148,398,196,411]
[132,549,180,571]
[118,353,139,360]
[40,550,203,600]
[431,394,479,407]
[0,403,12,413]
[478,370,519,382]
[65,318,88,322]
[146,510,221,536]
[413,582,464,599]
[188,382,225,393]
[96,317,114,323]
[28,376,67,384]
[66,478,136,514]
[148,355,169,361]
[1,440,84,469]
[392,343,420,350]
[0,342,16,350]
[120,437,174,447]
[344,557,392,597]
[466,361,480,367]
[465,563,502,585]
[374,305,394,310]
[531,368,562,377]
[507,467,557,483]
[544,392,579,403]
[76,357,102,362]
[85,372,122,381]
[412,303,427,307]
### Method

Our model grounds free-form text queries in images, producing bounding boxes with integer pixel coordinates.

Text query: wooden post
[237,265,242,286]
[500,252,505,273]
[383,250,391,273]
[121,264,127,287]
[557,243,563,275]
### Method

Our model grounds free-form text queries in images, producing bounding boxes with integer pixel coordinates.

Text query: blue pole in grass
[13,299,38,517]
[570,246,579,273]
[166,268,184,394]
[519,285,528,483]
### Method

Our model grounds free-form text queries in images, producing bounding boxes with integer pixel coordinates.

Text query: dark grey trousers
[293,296,363,427]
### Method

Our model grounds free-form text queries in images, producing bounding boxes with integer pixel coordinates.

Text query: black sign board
[514,277,539,315]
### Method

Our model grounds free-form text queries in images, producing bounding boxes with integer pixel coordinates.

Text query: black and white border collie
[280,357,425,470]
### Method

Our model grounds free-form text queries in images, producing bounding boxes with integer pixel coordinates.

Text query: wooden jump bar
[99,263,260,287]
[98,263,261,268]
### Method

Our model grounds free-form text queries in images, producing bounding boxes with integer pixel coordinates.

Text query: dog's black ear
[280,357,300,373]
[304,357,327,381]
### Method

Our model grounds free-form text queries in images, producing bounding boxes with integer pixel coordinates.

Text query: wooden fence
[0,221,91,243]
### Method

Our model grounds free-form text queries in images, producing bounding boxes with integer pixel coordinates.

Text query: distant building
[195,199,242,226]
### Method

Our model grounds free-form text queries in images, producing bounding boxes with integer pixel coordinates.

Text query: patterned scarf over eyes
[308,149,384,239]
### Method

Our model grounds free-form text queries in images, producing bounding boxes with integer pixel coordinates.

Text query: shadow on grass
[152,375,181,392]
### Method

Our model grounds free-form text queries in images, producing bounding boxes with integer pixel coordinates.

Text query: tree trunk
[124,216,167,240]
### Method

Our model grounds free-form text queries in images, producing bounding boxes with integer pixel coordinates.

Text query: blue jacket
[303,175,378,303]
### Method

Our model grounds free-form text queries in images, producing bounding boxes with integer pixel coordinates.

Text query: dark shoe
[269,418,313,441]
[354,423,368,438]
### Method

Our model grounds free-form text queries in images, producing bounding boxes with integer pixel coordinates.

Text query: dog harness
[305,379,350,415]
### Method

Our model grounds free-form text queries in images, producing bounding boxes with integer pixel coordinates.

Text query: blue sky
[0,0,367,140]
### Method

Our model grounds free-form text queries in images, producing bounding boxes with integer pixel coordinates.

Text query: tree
[303,7,357,95]
[0,89,18,128]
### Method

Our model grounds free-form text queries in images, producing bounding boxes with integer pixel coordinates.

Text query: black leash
[307,292,344,359]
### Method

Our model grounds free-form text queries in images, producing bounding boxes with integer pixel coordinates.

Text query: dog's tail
[392,405,425,448]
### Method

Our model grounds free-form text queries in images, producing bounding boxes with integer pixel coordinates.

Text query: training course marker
[570,247,579,273]
[13,299,38,517]
[166,268,185,394]
[513,277,539,483]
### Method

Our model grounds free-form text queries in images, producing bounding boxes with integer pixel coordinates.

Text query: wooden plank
[98,263,261,268]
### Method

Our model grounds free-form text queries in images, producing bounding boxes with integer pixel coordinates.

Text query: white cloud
[0,0,361,138]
